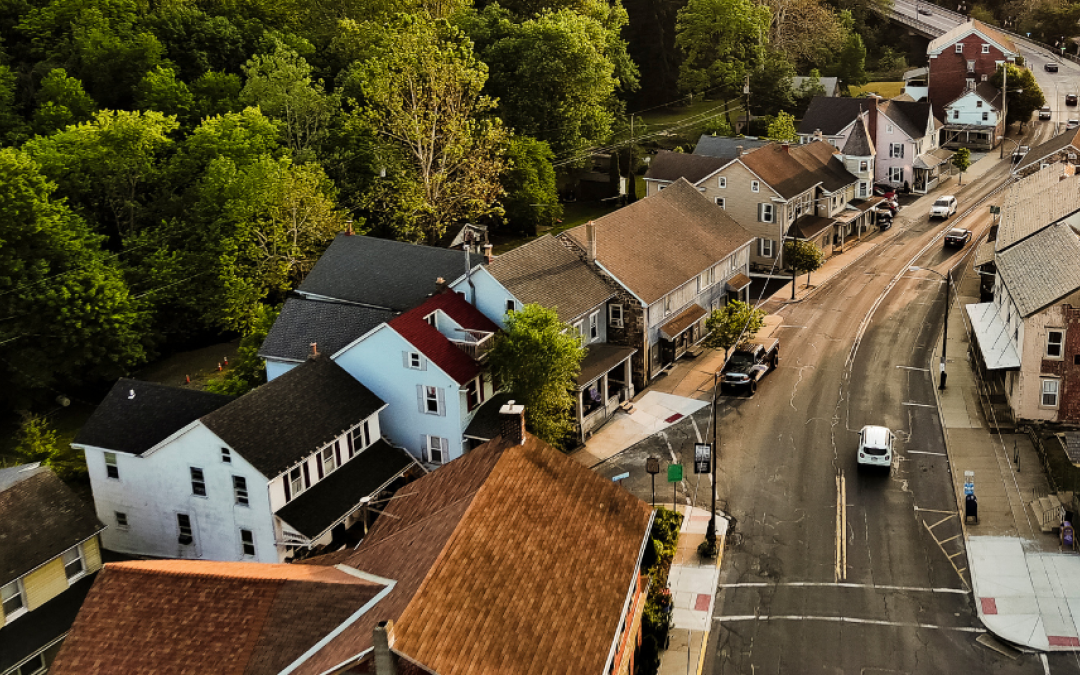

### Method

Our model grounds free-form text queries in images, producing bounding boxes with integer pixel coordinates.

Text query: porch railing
[451,329,494,360]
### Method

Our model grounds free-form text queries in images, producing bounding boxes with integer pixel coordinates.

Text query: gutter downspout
[602,508,657,675]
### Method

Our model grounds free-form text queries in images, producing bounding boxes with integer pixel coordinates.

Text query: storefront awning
[660,304,707,341]
[965,303,1021,371]
[726,273,751,292]
[577,344,637,387]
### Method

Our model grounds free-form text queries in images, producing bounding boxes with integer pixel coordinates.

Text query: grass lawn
[848,82,905,98]
[491,199,622,254]
[637,99,742,133]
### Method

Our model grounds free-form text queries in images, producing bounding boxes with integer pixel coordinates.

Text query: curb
[696,529,726,675]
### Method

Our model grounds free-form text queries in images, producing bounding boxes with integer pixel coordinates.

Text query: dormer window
[424,312,436,327]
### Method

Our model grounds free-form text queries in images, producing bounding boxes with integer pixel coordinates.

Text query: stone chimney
[499,400,526,445]
[435,276,447,294]
[813,129,823,142]
[483,243,494,264]
[373,621,397,675]
[585,220,597,263]
[736,145,744,157]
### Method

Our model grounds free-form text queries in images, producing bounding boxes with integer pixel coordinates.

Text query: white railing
[451,329,494,360]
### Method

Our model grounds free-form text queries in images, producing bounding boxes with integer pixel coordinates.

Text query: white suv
[857,425,894,470]
[930,196,957,219]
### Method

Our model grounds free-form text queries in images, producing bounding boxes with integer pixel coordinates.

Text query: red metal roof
[389,291,499,385]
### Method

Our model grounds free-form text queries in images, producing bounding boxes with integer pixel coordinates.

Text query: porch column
[578,389,585,427]
[602,373,609,403]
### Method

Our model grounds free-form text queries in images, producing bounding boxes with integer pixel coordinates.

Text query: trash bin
[965,494,978,524]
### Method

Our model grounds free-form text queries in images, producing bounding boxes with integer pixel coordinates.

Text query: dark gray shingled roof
[275,440,416,539]
[880,100,934,141]
[74,381,235,455]
[0,465,104,583]
[841,116,874,156]
[260,297,396,362]
[297,234,486,311]
[996,221,1080,317]
[487,235,614,324]
[693,135,769,160]
[202,354,386,478]
[797,97,867,136]
[1016,128,1080,174]
[644,150,728,184]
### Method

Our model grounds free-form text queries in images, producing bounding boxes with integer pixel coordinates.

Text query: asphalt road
[594,130,1080,671]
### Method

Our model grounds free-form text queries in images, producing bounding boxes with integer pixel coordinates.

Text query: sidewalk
[934,262,1080,651]
[658,505,727,675]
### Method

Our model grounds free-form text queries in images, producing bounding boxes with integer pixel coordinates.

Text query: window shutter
[422,435,430,461]
[417,385,425,413]
[479,373,485,403]
[335,440,342,466]
[316,455,324,480]
[440,438,449,463]
[758,203,764,222]
[283,477,291,503]
[420,356,426,371]
[402,351,409,368]
[302,462,311,489]
[346,432,354,458]
[437,388,446,416]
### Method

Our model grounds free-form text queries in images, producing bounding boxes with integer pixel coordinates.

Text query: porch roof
[577,344,637,388]
[659,304,707,341]
[913,148,954,170]
[726,273,751,292]
[964,303,1021,371]
[790,214,834,240]
[463,392,515,441]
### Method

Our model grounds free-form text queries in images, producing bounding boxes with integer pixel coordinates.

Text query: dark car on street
[721,338,779,395]
[944,228,972,247]
[1040,106,1053,120]
[1068,93,1078,106]
[1046,62,1060,73]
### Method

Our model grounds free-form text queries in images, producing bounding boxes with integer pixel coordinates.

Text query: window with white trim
[982,112,988,121]
[609,304,624,328]
[759,203,774,223]
[177,513,194,544]
[889,167,904,183]
[976,100,983,108]
[115,511,129,530]
[714,197,725,209]
[419,385,445,415]
[234,476,249,505]
[1041,378,1060,408]
[424,313,436,327]
[62,544,86,581]
[589,312,599,341]
[466,375,485,411]
[190,467,206,497]
[758,238,775,258]
[1047,329,1065,358]
[751,180,760,193]
[105,452,119,479]
[14,652,45,675]
[506,299,516,313]
[240,529,256,557]
[718,177,727,188]
[425,435,448,464]
[955,43,963,53]
[2,579,26,622]
[288,467,304,497]
[321,446,337,475]
[221,448,231,463]
[350,421,370,456]
[953,110,960,120]
[982,44,990,53]
[405,351,424,370]
[889,143,904,158]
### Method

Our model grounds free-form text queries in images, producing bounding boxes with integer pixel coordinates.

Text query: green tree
[12,413,87,481]
[749,51,796,117]
[792,68,827,117]
[346,15,508,244]
[135,65,196,124]
[190,71,243,119]
[0,64,28,143]
[766,111,798,141]
[783,238,824,299]
[33,68,98,136]
[951,147,971,186]
[240,41,339,162]
[69,10,167,109]
[487,303,586,449]
[703,300,766,356]
[0,148,149,404]
[23,109,178,239]
[206,304,280,396]
[990,63,1045,128]
[502,135,562,234]
[832,31,868,90]
[675,0,770,97]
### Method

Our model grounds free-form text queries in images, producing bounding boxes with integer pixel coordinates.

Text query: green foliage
[792,68,827,117]
[832,30,868,89]
[749,51,796,117]
[69,10,167,109]
[990,63,1045,128]
[701,115,733,137]
[640,505,683,669]
[12,413,87,481]
[487,303,586,449]
[951,147,971,185]
[206,304,279,396]
[766,110,798,141]
[703,300,766,353]
[0,64,28,143]
[0,148,149,404]
[135,66,196,124]
[349,14,508,244]
[190,71,244,119]
[650,506,683,555]
[783,238,825,275]
[33,68,97,136]
[675,0,770,97]
[876,47,906,74]
[502,135,562,234]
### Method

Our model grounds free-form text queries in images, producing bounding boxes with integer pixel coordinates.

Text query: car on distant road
[857,425,894,470]
[1040,106,1053,120]
[944,227,972,247]
[1068,93,1078,106]
[1069,120,1080,130]
[929,195,958,219]
[720,338,779,396]
[917,6,932,14]
[1046,62,1060,73]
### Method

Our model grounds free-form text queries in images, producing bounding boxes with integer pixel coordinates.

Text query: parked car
[1040,106,1053,121]
[917,6,932,14]
[1068,120,1080,130]
[1046,62,1060,73]
[873,183,898,197]
[1068,93,1078,106]
[944,227,972,247]
[857,425,894,471]
[720,338,779,395]
[930,196,958,219]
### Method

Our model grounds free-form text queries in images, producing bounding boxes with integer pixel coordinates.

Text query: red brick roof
[49,561,387,675]
[389,291,500,385]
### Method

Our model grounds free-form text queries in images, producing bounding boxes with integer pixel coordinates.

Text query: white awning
[965,303,1021,371]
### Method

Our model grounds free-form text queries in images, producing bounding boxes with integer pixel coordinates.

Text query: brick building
[927,19,1018,112]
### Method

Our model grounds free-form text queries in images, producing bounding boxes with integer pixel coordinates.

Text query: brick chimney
[344,220,354,236]
[866,99,879,142]
[309,342,319,358]
[483,243,494,264]
[373,621,397,675]
[782,143,790,154]
[736,145,743,157]
[435,277,447,294]
[499,400,526,445]
[585,220,597,263]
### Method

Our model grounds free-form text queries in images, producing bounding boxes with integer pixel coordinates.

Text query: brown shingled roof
[560,179,755,304]
[740,140,856,198]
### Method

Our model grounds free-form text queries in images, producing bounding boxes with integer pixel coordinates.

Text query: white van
[857,425,894,470]
[929,196,957,219]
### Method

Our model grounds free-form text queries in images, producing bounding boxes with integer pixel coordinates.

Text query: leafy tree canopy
[766,111,798,141]
[33,68,98,136]
[206,304,280,395]
[11,413,88,481]
[703,300,765,354]
[502,135,562,233]
[990,63,1045,128]
[675,0,771,97]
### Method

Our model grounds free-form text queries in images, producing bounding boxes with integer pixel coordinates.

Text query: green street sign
[989,205,1000,214]
[667,464,683,482]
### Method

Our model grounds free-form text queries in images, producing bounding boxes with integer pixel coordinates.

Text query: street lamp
[909,266,952,389]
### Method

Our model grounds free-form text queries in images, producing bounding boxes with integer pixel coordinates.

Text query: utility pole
[744,74,751,134]
[705,371,718,548]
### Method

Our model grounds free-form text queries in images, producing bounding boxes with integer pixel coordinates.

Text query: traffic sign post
[667,464,683,510]
[646,457,660,507]
[694,443,712,474]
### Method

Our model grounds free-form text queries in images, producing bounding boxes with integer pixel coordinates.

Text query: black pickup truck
[720,337,780,395]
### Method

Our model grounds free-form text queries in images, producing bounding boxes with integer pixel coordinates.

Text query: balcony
[451,329,494,361]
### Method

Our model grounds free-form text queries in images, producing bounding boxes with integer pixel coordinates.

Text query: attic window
[221,448,231,463]
[718,177,727,188]
[955,44,963,53]
[751,180,760,193]
[982,44,990,54]
[105,452,119,479]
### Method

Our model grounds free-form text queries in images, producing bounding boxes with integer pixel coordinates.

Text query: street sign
[989,205,1000,214]
[667,464,683,482]
[694,443,712,474]
[646,457,660,475]
[612,472,630,482]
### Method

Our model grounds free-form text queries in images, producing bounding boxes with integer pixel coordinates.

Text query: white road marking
[691,415,703,444]
[907,450,947,456]
[896,366,931,372]
[1041,653,1051,675]
[717,582,969,594]
[714,615,985,633]
[835,472,847,582]
[902,402,936,408]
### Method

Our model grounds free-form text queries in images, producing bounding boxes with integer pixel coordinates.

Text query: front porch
[658,304,708,369]
[913,148,954,193]
[577,344,637,442]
